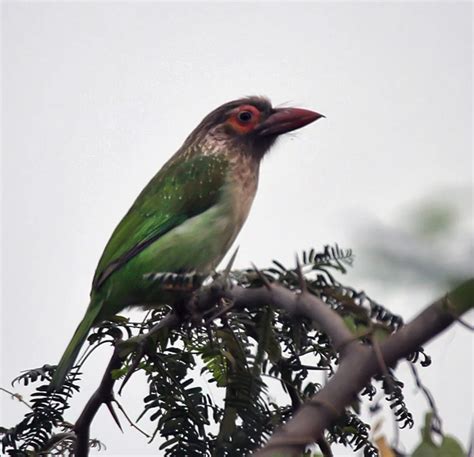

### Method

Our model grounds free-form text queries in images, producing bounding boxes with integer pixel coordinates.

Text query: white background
[2,2,472,456]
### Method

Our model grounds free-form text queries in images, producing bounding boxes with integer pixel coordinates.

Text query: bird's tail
[50,299,103,390]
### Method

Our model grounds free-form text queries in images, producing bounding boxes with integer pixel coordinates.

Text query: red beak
[257,107,324,136]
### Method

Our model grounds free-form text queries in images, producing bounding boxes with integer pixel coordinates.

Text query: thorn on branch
[204,300,235,325]
[251,263,272,290]
[118,342,146,395]
[106,401,123,432]
[223,246,239,277]
[454,315,474,331]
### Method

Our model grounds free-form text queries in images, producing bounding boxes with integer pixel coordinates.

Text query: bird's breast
[221,158,260,238]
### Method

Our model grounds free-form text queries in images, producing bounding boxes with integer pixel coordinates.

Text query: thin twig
[113,398,151,438]
[0,386,32,410]
[408,362,443,435]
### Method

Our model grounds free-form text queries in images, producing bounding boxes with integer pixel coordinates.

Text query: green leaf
[110,367,128,380]
[438,436,466,456]
[412,413,466,457]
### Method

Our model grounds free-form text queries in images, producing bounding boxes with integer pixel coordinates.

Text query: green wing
[92,154,229,290]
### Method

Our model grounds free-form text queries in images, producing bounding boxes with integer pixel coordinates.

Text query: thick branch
[230,285,356,353]
[247,278,473,456]
[73,346,123,455]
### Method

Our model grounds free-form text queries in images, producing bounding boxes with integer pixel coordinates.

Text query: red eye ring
[229,104,261,133]
[235,105,260,124]
[238,111,253,122]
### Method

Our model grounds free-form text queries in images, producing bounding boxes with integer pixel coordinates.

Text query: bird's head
[184,96,324,160]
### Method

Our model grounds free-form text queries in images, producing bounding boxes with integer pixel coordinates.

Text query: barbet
[51,96,323,388]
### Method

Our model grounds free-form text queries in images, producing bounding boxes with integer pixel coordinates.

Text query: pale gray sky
[1,2,472,456]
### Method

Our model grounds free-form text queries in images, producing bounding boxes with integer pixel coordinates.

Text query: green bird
[51,96,323,388]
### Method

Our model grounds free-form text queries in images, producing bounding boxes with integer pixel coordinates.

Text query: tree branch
[72,343,122,455]
[214,283,358,355]
[71,312,180,456]
[245,278,473,456]
[40,276,472,457]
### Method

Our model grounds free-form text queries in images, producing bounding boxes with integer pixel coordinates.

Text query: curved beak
[257,107,324,137]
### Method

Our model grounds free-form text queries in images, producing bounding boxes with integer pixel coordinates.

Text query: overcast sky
[1,2,472,456]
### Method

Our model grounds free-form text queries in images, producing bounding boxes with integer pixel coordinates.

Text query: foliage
[1,245,435,456]
[0,366,80,454]
[411,413,465,457]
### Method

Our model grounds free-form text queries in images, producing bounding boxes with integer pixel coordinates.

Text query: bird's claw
[144,271,204,291]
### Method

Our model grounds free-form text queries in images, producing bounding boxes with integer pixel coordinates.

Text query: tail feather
[50,300,102,390]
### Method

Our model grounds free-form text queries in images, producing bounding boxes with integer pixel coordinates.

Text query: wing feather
[92,154,229,290]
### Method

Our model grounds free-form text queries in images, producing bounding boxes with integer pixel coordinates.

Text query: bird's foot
[190,276,234,326]
[144,271,205,292]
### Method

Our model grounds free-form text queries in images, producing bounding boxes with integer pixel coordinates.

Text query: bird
[51,96,324,389]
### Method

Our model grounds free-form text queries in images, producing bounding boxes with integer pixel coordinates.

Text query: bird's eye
[238,111,253,122]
